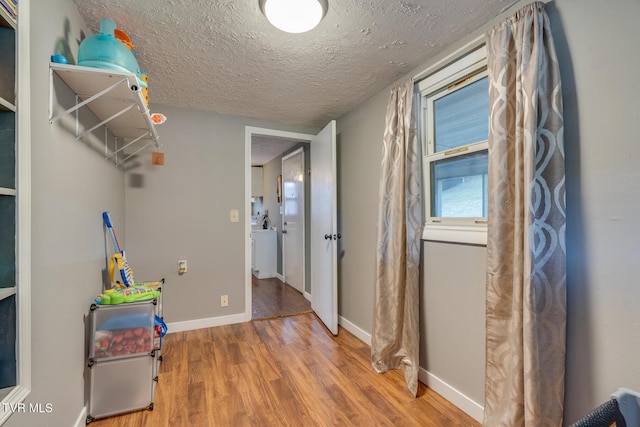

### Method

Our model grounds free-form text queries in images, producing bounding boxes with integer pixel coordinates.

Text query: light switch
[230,209,239,223]
[178,259,187,275]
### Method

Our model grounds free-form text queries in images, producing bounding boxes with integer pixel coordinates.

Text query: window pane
[0,113,16,189]
[434,76,488,152]
[431,150,488,217]
[0,294,16,389]
[0,196,15,287]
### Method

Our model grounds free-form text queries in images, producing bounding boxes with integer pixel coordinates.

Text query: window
[418,45,488,244]
[0,5,31,423]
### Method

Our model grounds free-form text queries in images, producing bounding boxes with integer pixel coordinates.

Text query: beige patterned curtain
[371,78,422,397]
[484,2,566,426]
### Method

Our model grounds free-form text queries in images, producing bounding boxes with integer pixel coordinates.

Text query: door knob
[324,234,333,240]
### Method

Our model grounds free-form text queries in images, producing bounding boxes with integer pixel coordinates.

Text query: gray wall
[335,89,387,332]
[421,242,486,404]
[7,2,126,426]
[549,0,640,423]
[124,104,315,323]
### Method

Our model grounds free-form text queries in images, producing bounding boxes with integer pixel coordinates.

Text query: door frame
[244,126,313,321]
[281,147,306,294]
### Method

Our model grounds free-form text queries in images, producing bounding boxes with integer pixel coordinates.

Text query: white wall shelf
[49,63,160,165]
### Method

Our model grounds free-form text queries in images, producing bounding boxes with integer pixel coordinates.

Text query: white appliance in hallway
[251,229,277,279]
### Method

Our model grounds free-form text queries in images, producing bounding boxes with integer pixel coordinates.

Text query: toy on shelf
[114,28,136,53]
[154,315,167,350]
[78,18,147,90]
[92,311,156,357]
[140,70,149,106]
[103,211,135,288]
[50,54,68,64]
[150,113,166,125]
[93,326,153,358]
[95,285,160,305]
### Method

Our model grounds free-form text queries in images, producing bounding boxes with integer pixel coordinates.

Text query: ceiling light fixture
[259,0,328,34]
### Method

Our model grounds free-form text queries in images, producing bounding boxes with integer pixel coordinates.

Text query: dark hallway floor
[251,275,312,320]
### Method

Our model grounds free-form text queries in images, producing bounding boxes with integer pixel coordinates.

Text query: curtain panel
[484,2,567,426]
[371,78,422,397]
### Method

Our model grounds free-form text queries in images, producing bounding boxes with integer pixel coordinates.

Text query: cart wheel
[86,415,94,424]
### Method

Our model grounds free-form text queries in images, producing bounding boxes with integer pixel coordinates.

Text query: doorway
[246,127,313,320]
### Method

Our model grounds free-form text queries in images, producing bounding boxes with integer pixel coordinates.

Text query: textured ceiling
[72,0,516,164]
[251,134,305,166]
[72,0,515,130]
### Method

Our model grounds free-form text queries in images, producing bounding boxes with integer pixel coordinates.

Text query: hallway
[251,276,311,320]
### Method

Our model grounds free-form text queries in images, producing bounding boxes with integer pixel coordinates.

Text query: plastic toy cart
[86,283,163,424]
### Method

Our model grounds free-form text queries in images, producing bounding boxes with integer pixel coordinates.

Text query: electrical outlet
[221,295,229,307]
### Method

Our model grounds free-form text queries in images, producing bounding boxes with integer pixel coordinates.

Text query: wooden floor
[90,313,480,427]
[251,276,312,320]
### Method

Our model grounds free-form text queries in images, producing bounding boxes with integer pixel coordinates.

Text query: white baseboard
[74,406,87,427]
[338,315,372,346]
[276,273,284,282]
[337,316,482,422]
[304,291,311,302]
[418,367,484,422]
[166,313,246,333]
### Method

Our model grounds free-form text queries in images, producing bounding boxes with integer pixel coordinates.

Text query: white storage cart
[86,281,164,424]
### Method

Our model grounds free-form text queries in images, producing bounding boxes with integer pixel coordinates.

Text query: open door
[310,120,338,335]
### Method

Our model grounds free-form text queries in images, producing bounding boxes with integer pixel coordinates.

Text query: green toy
[95,286,159,305]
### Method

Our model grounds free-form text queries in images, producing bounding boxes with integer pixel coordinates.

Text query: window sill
[422,224,487,246]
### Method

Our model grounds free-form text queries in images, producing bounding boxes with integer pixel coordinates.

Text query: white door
[310,120,338,335]
[282,148,305,293]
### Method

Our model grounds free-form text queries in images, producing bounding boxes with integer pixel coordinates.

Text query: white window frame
[0,2,32,425]
[418,44,488,245]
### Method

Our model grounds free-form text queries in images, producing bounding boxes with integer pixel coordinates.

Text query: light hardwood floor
[89,313,480,426]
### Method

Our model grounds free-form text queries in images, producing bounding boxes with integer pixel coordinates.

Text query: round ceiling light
[260,0,328,34]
